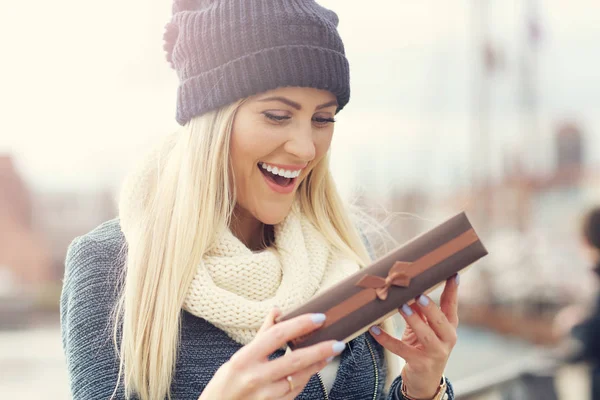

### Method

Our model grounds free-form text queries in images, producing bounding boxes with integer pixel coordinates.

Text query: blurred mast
[516,0,542,232]
[470,0,492,233]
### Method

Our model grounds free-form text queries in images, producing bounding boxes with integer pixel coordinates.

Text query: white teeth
[260,162,302,178]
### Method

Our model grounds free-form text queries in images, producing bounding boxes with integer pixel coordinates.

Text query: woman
[555,207,600,399]
[60,1,459,399]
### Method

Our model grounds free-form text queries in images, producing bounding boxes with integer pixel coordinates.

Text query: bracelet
[400,376,448,400]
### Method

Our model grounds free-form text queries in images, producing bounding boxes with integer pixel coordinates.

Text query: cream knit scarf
[183,203,360,345]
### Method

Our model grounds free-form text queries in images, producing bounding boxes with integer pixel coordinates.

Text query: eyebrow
[257,96,338,111]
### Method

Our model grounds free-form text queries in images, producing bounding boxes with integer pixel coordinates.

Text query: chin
[254,201,294,225]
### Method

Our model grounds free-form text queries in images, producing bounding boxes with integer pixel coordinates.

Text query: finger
[263,339,346,381]
[283,360,329,399]
[440,274,460,327]
[415,294,457,344]
[257,307,281,335]
[399,303,443,351]
[409,302,427,323]
[237,313,327,363]
[258,359,329,400]
[368,324,420,361]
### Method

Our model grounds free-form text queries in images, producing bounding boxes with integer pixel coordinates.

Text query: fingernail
[401,304,414,316]
[332,341,346,354]
[455,274,460,286]
[311,313,326,324]
[418,295,430,306]
[370,326,381,336]
[326,356,334,363]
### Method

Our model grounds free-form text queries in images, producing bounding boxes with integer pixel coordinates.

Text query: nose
[284,125,316,162]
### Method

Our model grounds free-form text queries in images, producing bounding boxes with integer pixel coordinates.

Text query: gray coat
[60,218,454,399]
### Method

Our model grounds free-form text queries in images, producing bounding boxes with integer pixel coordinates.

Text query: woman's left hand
[369,274,460,399]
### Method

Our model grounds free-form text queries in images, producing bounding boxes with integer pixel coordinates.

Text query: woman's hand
[369,274,460,399]
[200,308,345,400]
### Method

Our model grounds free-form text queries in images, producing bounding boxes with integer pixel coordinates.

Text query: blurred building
[556,121,583,173]
[32,188,117,282]
[0,155,52,295]
[0,154,118,296]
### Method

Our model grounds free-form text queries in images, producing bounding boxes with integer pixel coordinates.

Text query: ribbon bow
[355,261,413,300]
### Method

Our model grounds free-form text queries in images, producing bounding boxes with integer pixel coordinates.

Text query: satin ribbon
[319,228,479,330]
[356,261,413,300]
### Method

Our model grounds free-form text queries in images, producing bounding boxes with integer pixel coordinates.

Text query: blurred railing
[453,352,590,400]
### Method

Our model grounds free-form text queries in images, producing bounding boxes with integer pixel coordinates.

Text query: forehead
[248,86,337,106]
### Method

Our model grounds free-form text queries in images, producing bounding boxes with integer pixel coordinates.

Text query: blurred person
[554,206,600,399]
[59,1,458,400]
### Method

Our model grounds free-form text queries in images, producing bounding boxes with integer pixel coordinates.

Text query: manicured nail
[418,295,430,306]
[332,341,346,354]
[311,313,326,324]
[401,304,414,316]
[326,356,334,363]
[455,274,460,286]
[370,326,381,336]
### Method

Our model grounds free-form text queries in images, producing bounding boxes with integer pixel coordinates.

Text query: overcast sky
[1,0,598,197]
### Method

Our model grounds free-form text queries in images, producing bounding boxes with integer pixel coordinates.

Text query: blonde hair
[113,99,400,400]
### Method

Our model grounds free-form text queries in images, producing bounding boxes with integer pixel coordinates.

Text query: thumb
[258,306,281,335]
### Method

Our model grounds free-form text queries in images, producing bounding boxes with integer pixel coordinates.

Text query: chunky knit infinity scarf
[183,204,360,345]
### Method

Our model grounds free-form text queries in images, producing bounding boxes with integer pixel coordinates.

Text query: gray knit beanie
[162,0,350,126]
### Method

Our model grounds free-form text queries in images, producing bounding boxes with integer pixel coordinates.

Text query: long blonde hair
[113,99,400,400]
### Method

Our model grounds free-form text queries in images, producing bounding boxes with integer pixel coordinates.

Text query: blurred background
[1,0,599,398]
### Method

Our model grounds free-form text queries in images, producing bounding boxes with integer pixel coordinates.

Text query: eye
[313,116,336,126]
[263,112,291,122]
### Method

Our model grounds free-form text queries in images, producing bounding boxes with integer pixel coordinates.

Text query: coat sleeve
[570,305,600,364]
[60,225,132,400]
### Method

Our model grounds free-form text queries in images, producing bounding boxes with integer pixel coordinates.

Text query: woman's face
[230,86,338,225]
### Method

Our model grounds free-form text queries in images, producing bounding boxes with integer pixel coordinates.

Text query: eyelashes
[264,113,290,122]
[315,117,336,123]
[263,112,336,125]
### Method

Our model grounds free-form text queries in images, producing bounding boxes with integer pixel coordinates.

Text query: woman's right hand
[199,308,344,400]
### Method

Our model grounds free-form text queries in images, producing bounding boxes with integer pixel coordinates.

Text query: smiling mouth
[258,162,302,188]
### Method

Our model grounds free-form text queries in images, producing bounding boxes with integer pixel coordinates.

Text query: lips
[258,163,295,187]
[257,162,303,194]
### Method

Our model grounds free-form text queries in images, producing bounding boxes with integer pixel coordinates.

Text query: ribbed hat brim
[176,44,350,125]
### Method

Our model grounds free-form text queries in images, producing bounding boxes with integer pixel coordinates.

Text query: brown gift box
[275,211,488,350]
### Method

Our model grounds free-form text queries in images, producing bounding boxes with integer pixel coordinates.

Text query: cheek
[229,123,277,194]
[315,131,334,156]
[231,120,259,170]
[310,130,334,164]
[297,130,333,182]
[230,135,259,187]
[230,116,286,168]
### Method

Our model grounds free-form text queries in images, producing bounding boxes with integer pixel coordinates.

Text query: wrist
[400,369,446,400]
